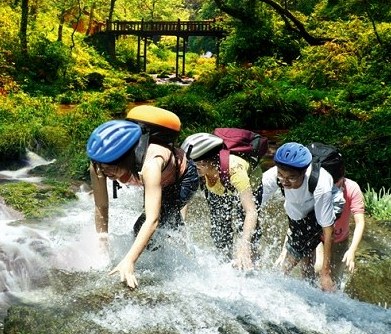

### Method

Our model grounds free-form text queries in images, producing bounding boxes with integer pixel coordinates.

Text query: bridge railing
[96,19,224,34]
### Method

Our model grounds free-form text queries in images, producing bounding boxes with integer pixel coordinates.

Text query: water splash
[0,158,390,333]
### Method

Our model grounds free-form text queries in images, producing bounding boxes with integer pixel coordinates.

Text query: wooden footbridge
[91,19,226,76]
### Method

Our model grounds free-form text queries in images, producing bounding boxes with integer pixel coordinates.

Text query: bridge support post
[175,36,187,77]
[216,38,221,68]
[137,36,148,73]
[87,32,116,61]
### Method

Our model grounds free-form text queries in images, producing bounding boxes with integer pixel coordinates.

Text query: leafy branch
[214,0,333,45]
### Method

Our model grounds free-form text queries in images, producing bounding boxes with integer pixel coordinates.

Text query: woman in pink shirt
[330,176,365,287]
[317,175,366,288]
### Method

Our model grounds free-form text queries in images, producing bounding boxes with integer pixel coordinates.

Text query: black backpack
[307,142,344,193]
[277,142,344,194]
[276,142,345,219]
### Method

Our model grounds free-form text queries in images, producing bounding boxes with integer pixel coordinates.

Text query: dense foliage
[0,0,390,192]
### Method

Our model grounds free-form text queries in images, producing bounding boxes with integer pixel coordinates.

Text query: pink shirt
[333,178,365,243]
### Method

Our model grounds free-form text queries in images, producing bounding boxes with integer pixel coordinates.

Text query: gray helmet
[181,133,223,160]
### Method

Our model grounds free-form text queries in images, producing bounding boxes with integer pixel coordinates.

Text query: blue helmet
[274,142,312,169]
[86,120,142,163]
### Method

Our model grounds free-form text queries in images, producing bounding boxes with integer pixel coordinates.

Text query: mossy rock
[345,258,391,307]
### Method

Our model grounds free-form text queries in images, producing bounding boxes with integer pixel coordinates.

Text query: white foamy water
[0,150,55,183]
[0,155,390,333]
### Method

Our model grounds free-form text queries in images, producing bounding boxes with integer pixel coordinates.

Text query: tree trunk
[20,0,29,56]
[108,0,116,23]
[57,10,66,42]
[86,3,96,36]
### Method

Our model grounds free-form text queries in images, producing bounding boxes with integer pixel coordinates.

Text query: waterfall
[0,153,390,333]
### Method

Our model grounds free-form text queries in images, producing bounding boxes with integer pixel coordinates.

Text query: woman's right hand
[109,258,138,289]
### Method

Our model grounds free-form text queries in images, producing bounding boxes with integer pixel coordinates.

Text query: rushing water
[0,155,390,333]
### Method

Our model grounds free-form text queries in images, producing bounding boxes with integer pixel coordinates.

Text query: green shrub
[283,109,391,191]
[85,72,105,90]
[0,94,61,166]
[0,125,30,168]
[115,37,138,71]
[56,100,110,179]
[55,91,83,105]
[195,66,252,98]
[364,186,391,221]
[99,88,129,117]
[213,92,250,128]
[13,37,74,92]
[124,74,181,101]
[33,125,69,158]
[126,83,151,102]
[157,92,216,128]
[288,41,361,89]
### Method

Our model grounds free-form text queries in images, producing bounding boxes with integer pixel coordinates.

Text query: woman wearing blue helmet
[87,118,199,289]
[260,142,337,292]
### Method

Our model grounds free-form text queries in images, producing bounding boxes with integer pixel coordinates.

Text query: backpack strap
[133,131,150,173]
[277,178,285,197]
[308,162,321,194]
[218,149,235,192]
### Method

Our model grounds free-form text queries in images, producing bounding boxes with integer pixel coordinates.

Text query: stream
[0,153,390,333]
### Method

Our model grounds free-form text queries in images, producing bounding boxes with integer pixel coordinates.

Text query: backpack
[112,105,181,199]
[213,128,269,188]
[126,105,181,172]
[306,142,344,193]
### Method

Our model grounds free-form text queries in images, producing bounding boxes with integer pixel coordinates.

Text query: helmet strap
[133,131,150,172]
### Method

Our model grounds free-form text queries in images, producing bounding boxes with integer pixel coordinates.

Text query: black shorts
[133,159,199,235]
[285,211,322,260]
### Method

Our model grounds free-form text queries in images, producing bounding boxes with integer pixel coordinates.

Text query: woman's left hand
[342,249,356,272]
[109,258,138,289]
[232,240,254,270]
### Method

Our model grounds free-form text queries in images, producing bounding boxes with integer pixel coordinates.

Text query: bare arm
[90,163,109,233]
[320,225,336,292]
[343,213,365,272]
[109,158,163,288]
[233,188,258,270]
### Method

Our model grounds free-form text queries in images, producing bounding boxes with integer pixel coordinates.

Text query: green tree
[114,0,190,20]
[214,0,332,45]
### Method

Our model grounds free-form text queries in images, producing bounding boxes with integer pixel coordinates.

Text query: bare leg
[281,252,300,275]
[300,251,316,285]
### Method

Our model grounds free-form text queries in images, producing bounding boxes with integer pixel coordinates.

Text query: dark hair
[194,145,222,162]
[116,148,140,180]
[275,162,307,173]
[329,163,346,183]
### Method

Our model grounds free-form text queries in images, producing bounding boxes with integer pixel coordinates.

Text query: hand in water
[98,233,109,252]
[97,233,111,266]
[109,259,138,289]
[232,240,254,270]
[342,249,356,272]
[320,272,336,292]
